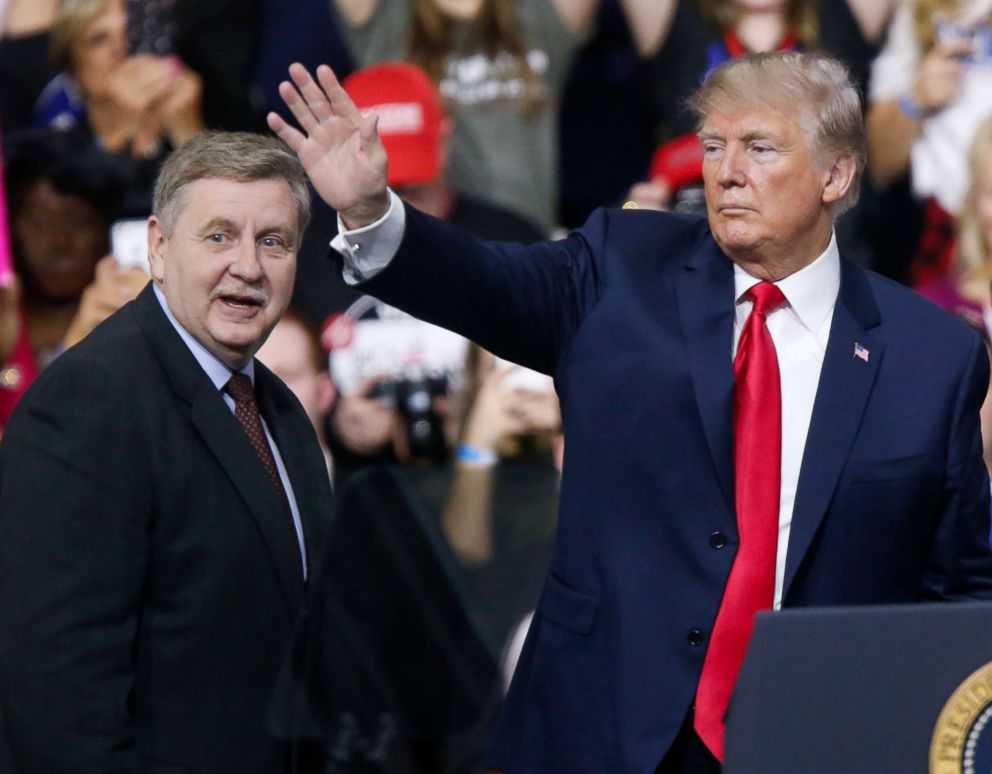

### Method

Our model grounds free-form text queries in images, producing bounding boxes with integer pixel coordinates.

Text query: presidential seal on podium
[931,661,992,774]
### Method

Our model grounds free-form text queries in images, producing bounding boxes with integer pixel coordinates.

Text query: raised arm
[866,38,970,188]
[270,63,609,373]
[1,0,58,36]
[267,63,389,229]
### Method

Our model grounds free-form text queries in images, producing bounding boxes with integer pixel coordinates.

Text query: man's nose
[715,145,746,187]
[228,240,264,282]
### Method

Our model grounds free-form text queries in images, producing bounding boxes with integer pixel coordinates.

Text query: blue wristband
[457,443,498,466]
[898,92,925,121]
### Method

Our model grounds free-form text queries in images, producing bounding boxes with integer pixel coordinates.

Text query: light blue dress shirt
[153,285,308,579]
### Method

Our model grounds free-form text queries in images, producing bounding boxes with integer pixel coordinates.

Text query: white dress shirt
[331,189,407,285]
[332,201,841,608]
[153,285,308,579]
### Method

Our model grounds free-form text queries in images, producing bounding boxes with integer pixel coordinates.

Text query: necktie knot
[225,372,255,405]
[746,281,787,317]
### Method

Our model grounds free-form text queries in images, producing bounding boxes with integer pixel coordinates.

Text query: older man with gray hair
[0,131,333,773]
[270,52,992,773]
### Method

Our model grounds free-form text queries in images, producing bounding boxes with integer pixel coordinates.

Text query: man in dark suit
[268,52,992,773]
[0,131,332,773]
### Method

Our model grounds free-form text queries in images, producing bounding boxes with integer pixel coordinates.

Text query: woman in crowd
[0,130,146,428]
[36,0,204,159]
[917,117,992,479]
[442,346,561,650]
[917,117,992,333]
[867,0,992,283]
[330,0,598,233]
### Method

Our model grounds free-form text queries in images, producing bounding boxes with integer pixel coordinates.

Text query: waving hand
[267,64,390,228]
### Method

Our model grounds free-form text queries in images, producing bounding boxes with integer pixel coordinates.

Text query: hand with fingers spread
[268,63,390,229]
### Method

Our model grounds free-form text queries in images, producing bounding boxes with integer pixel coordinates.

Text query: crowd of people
[2,0,992,772]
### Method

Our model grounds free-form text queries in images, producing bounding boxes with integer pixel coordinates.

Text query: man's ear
[822,153,856,207]
[147,216,167,285]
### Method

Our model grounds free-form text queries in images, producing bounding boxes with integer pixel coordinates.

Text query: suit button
[710,531,727,549]
[687,629,705,647]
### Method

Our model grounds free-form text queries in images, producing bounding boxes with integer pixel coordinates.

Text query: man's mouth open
[218,293,265,314]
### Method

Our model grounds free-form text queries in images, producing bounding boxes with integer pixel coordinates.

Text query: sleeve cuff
[330,189,407,285]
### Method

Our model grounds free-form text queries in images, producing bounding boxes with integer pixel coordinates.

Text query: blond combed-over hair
[688,50,866,217]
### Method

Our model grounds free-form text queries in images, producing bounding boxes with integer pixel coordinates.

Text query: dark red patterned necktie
[694,280,787,761]
[225,373,297,532]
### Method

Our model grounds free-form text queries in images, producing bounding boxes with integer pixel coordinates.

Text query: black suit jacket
[0,285,332,773]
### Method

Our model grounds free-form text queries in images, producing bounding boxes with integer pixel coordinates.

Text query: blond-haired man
[271,53,992,772]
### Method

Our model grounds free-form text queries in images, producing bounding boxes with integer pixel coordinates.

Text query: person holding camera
[442,346,562,649]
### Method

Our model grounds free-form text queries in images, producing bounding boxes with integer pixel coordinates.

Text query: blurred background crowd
[2,0,992,770]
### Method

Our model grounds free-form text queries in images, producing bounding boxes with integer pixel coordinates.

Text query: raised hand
[64,256,147,349]
[267,64,389,229]
[912,38,971,115]
[155,65,204,150]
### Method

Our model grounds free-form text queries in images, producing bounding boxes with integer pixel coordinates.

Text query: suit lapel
[675,240,737,523]
[131,285,305,613]
[190,385,305,611]
[255,367,331,572]
[783,260,883,598]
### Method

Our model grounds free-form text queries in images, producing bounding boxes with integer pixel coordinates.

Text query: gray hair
[688,51,865,217]
[153,131,311,243]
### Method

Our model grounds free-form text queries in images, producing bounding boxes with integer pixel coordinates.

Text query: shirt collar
[733,230,840,332]
[153,284,254,390]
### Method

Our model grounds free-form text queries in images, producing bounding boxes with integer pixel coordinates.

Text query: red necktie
[694,281,786,761]
[225,373,303,571]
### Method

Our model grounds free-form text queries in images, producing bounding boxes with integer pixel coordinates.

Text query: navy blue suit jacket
[358,205,992,773]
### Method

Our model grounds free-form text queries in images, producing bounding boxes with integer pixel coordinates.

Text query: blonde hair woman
[37,0,203,157]
[918,117,992,328]
[867,0,992,282]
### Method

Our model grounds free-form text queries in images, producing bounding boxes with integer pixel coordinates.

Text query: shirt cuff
[330,189,407,285]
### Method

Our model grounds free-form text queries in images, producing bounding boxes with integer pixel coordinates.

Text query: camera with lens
[370,375,450,463]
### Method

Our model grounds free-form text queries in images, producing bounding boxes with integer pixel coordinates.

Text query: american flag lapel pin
[853,342,870,362]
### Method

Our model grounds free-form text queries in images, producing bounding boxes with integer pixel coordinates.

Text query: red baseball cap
[343,62,445,188]
[649,132,704,193]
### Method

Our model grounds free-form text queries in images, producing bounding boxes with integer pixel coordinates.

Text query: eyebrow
[737,131,779,144]
[198,218,295,241]
[198,217,238,235]
[698,129,780,144]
